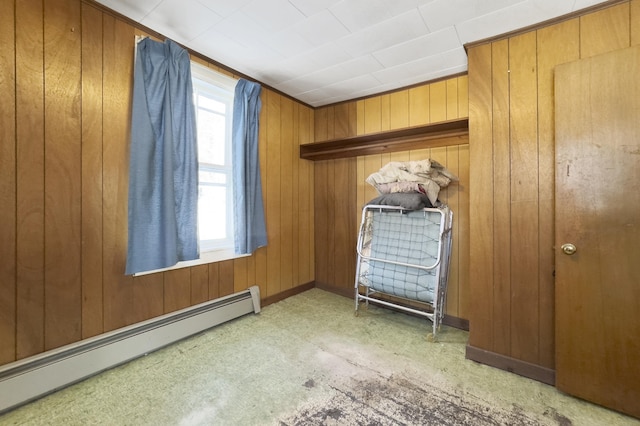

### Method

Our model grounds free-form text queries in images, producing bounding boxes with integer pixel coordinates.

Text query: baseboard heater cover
[0,286,261,414]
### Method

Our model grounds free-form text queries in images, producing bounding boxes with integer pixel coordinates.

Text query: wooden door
[555,45,640,419]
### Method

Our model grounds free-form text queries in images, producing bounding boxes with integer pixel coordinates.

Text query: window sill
[133,248,249,276]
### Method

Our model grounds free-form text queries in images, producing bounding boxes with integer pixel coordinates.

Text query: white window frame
[135,63,248,276]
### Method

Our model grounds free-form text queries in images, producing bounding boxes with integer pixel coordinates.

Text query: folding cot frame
[354,204,453,341]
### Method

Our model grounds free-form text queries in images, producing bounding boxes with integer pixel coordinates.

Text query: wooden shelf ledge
[299,118,469,161]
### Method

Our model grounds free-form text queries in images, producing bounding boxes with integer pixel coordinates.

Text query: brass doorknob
[561,243,577,255]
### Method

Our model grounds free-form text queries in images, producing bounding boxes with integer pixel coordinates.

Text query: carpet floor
[0,288,637,426]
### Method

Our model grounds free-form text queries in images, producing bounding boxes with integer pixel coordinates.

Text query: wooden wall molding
[466,345,556,386]
[300,118,469,161]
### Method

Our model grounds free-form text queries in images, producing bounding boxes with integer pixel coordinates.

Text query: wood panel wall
[0,0,314,366]
[313,76,471,321]
[467,0,639,372]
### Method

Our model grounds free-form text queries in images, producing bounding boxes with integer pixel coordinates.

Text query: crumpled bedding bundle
[366,159,458,206]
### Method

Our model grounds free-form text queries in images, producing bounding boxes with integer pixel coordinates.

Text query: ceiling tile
[372,26,460,67]
[242,0,306,32]
[288,0,341,17]
[196,0,252,17]
[291,10,350,47]
[419,0,526,32]
[338,9,429,57]
[372,47,467,84]
[330,0,393,32]
[140,0,223,42]
[98,0,163,22]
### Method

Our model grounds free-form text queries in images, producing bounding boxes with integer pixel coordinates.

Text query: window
[191,63,236,254]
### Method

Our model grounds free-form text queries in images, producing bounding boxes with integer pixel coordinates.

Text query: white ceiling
[96,0,609,107]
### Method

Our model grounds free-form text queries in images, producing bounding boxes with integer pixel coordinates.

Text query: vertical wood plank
[102,16,134,331]
[279,98,294,291]
[334,159,351,287]
[290,103,300,287]
[164,269,191,312]
[446,78,459,120]
[389,90,409,130]
[44,0,82,350]
[457,143,470,320]
[233,256,249,293]
[509,32,539,363]
[468,43,494,349]
[429,80,447,123]
[219,260,235,297]
[190,265,209,304]
[298,106,312,284]
[491,39,512,356]
[458,76,469,118]
[444,146,460,317]
[131,274,164,320]
[208,262,220,300]
[0,0,17,364]
[255,88,268,296]
[363,97,382,134]
[380,94,390,131]
[333,103,350,139]
[580,2,630,58]
[81,3,104,339]
[265,91,281,297]
[536,18,580,368]
[632,0,640,46]
[356,100,365,135]
[409,85,429,126]
[15,0,45,359]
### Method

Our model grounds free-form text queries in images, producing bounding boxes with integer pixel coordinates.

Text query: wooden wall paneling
[356,100,365,135]
[333,103,350,139]
[290,104,301,287]
[508,31,540,364]
[131,274,164,320]
[314,161,330,288]
[207,262,220,300]
[457,144,470,320]
[254,88,269,297]
[190,264,209,304]
[362,155,382,205]
[0,0,17,364]
[409,85,429,126]
[468,43,495,349]
[280,98,294,292]
[265,91,282,297]
[298,106,313,284]
[457,76,469,118]
[314,106,329,141]
[163,269,191,313]
[632,0,640,45]
[233,255,248,294]
[429,80,447,123]
[218,260,234,297]
[380,94,391,131]
[491,39,512,356]
[446,78,459,120]
[81,3,104,339]
[444,146,460,317]
[15,0,45,359]
[536,18,580,368]
[43,0,82,350]
[334,158,353,288]
[102,15,134,331]
[363,97,382,134]
[389,90,409,130]
[580,2,630,59]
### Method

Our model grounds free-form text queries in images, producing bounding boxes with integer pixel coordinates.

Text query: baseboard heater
[0,286,261,414]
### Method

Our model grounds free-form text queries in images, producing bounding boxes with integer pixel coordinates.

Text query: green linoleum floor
[0,288,637,425]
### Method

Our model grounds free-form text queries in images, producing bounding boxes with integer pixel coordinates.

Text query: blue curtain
[232,79,267,254]
[126,39,199,275]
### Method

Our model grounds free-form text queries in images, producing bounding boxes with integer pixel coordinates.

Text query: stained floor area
[0,289,638,425]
